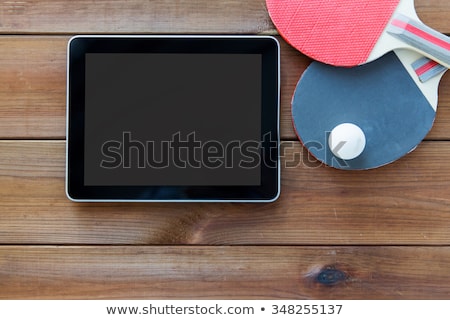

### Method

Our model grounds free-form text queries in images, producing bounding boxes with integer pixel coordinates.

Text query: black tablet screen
[84,53,262,186]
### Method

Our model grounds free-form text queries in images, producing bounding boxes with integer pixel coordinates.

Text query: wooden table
[1,0,450,299]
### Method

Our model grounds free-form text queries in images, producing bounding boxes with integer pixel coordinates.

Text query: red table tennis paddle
[266,0,450,68]
[291,49,447,169]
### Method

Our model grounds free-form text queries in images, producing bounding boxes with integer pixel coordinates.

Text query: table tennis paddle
[266,0,450,68]
[291,49,447,170]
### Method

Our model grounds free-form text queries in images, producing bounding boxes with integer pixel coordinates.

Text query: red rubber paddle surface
[266,0,400,66]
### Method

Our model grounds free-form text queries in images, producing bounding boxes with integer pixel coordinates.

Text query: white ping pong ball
[328,123,366,160]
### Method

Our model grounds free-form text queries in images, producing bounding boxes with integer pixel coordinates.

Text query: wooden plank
[415,0,450,32]
[0,0,448,34]
[1,36,450,140]
[1,140,450,245]
[1,246,449,299]
[0,0,274,34]
[0,36,66,139]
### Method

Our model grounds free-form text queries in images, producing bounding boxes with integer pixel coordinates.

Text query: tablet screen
[67,36,279,202]
[84,53,261,186]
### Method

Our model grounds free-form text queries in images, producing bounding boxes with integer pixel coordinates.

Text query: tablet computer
[66,35,280,202]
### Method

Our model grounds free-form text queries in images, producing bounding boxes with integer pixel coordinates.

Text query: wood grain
[1,140,450,245]
[0,0,448,34]
[0,0,274,34]
[0,36,449,140]
[1,0,450,300]
[1,246,449,299]
[0,36,66,139]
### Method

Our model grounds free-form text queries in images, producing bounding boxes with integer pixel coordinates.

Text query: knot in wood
[316,267,347,286]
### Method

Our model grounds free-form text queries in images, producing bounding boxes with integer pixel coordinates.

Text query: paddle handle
[412,57,447,82]
[387,13,450,69]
